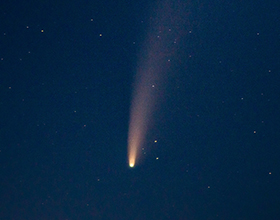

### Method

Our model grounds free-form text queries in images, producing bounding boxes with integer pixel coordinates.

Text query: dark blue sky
[1,0,280,219]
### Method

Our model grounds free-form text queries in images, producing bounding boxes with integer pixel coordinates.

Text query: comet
[127,0,190,167]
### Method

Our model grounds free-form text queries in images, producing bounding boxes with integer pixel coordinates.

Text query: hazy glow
[127,0,189,167]
[128,61,154,166]
[127,82,151,167]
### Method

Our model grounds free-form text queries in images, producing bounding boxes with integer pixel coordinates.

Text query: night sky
[1,0,280,219]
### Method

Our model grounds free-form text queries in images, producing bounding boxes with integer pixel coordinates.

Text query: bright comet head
[128,152,136,168]
[129,163,134,168]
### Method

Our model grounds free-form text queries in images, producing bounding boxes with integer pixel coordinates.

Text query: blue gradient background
[1,0,280,219]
